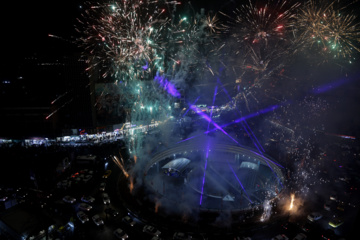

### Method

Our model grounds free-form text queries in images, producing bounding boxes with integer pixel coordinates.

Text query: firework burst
[217,0,301,109]
[151,8,225,94]
[76,1,180,80]
[221,0,301,46]
[295,0,360,62]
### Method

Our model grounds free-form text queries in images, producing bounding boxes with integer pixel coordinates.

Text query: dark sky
[1,0,360,138]
[2,1,82,63]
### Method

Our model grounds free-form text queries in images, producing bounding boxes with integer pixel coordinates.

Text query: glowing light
[154,73,181,98]
[312,76,352,94]
[289,193,295,210]
[112,155,129,178]
[191,105,239,144]
[155,200,161,213]
[129,176,134,193]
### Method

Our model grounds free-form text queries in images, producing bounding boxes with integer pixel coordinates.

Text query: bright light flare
[289,193,295,210]
[129,176,134,193]
[112,155,129,178]
[154,200,161,213]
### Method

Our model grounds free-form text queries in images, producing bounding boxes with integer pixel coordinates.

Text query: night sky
[1,0,360,136]
[1,1,82,72]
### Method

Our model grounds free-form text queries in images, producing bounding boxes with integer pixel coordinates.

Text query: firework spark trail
[324,132,356,140]
[51,91,69,105]
[118,151,125,165]
[46,99,73,120]
[129,175,134,193]
[112,155,129,178]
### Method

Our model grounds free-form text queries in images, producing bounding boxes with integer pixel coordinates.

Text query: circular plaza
[142,139,285,218]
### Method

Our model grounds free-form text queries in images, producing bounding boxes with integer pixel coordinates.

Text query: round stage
[143,140,285,216]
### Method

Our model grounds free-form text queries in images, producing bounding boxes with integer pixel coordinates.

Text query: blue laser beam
[227,162,252,203]
[244,119,265,153]
[200,145,210,205]
[191,105,239,144]
[200,86,218,206]
[183,96,200,118]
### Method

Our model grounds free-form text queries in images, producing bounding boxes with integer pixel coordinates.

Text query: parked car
[122,215,136,227]
[300,222,313,233]
[307,212,322,222]
[292,233,307,240]
[0,193,8,202]
[337,201,345,211]
[324,201,332,211]
[329,217,344,228]
[321,229,336,239]
[99,182,106,191]
[73,177,82,184]
[102,193,110,204]
[81,196,95,203]
[329,194,338,201]
[77,211,89,223]
[61,180,71,188]
[143,225,161,236]
[271,234,289,240]
[63,195,76,203]
[114,228,128,239]
[105,207,119,217]
[281,221,297,232]
[173,232,192,240]
[92,214,104,226]
[151,237,162,240]
[79,203,92,211]
[83,175,92,183]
